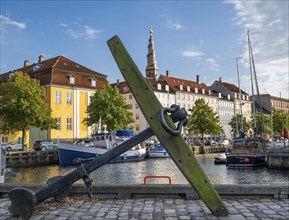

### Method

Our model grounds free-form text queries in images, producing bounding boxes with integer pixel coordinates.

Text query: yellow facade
[0,131,30,148]
[48,85,92,141]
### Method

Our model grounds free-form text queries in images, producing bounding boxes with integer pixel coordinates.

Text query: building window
[56,118,61,130]
[165,85,169,91]
[1,136,8,144]
[55,91,61,104]
[157,83,161,90]
[91,78,96,87]
[66,118,72,130]
[66,92,72,104]
[136,125,140,131]
[69,75,75,84]
[135,103,139,109]
[123,86,129,92]
[136,114,139,120]
[129,94,133,99]
[8,72,15,78]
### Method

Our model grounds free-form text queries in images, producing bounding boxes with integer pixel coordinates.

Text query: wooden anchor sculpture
[8,35,229,220]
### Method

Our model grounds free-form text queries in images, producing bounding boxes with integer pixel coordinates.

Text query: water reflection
[5,153,289,185]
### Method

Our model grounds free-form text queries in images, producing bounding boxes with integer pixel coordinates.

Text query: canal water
[4,153,289,185]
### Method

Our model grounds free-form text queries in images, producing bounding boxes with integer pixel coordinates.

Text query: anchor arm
[8,102,187,219]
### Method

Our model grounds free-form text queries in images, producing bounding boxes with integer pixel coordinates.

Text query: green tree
[272,109,289,137]
[250,112,271,136]
[0,71,57,150]
[228,114,250,137]
[187,99,223,146]
[83,85,134,132]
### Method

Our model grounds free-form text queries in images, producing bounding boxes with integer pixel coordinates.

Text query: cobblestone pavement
[0,197,288,220]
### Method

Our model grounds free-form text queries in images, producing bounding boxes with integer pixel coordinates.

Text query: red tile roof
[0,56,108,89]
[218,81,248,95]
[160,74,216,96]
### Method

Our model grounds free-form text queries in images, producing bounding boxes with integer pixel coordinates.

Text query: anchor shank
[107,35,229,217]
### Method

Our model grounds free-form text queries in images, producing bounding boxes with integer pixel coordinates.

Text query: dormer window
[157,83,161,90]
[202,89,205,94]
[180,85,183,90]
[123,86,129,92]
[8,71,15,78]
[32,63,43,72]
[69,75,75,84]
[187,86,190,92]
[195,88,198,93]
[91,78,96,87]
[234,93,237,98]
[165,85,169,91]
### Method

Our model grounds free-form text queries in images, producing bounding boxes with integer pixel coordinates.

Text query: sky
[1,0,288,98]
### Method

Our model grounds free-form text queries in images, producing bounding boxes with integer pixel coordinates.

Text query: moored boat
[58,130,147,165]
[226,137,268,168]
[214,155,226,165]
[147,144,170,158]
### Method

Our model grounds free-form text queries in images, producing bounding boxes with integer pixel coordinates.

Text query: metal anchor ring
[158,104,188,136]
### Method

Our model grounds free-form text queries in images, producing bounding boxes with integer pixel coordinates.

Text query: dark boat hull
[226,154,267,167]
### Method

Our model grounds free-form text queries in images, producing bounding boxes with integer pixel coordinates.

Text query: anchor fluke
[8,188,36,220]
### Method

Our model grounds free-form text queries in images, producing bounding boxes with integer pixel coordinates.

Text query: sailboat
[226,30,268,168]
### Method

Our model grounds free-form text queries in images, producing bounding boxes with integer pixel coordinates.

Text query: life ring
[113,143,118,147]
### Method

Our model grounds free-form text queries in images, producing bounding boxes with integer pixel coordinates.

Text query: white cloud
[182,49,204,59]
[225,0,289,97]
[0,15,26,29]
[167,19,183,30]
[60,23,102,40]
[206,58,219,72]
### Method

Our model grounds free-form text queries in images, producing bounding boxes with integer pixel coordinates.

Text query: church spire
[145,26,159,80]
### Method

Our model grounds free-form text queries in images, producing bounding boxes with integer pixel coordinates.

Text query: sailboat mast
[236,57,244,137]
[248,30,257,137]
[248,30,266,138]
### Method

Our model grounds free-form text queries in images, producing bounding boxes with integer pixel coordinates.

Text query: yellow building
[0,55,108,148]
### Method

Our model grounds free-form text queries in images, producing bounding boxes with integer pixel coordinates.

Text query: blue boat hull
[58,143,146,166]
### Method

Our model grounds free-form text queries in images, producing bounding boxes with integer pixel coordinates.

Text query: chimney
[219,77,222,83]
[166,70,169,76]
[38,55,45,63]
[116,79,120,84]
[196,75,200,84]
[23,60,30,67]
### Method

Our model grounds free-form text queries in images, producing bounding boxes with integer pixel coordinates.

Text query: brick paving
[0,197,288,220]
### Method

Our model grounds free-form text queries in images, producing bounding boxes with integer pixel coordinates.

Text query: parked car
[33,140,58,151]
[5,142,27,151]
